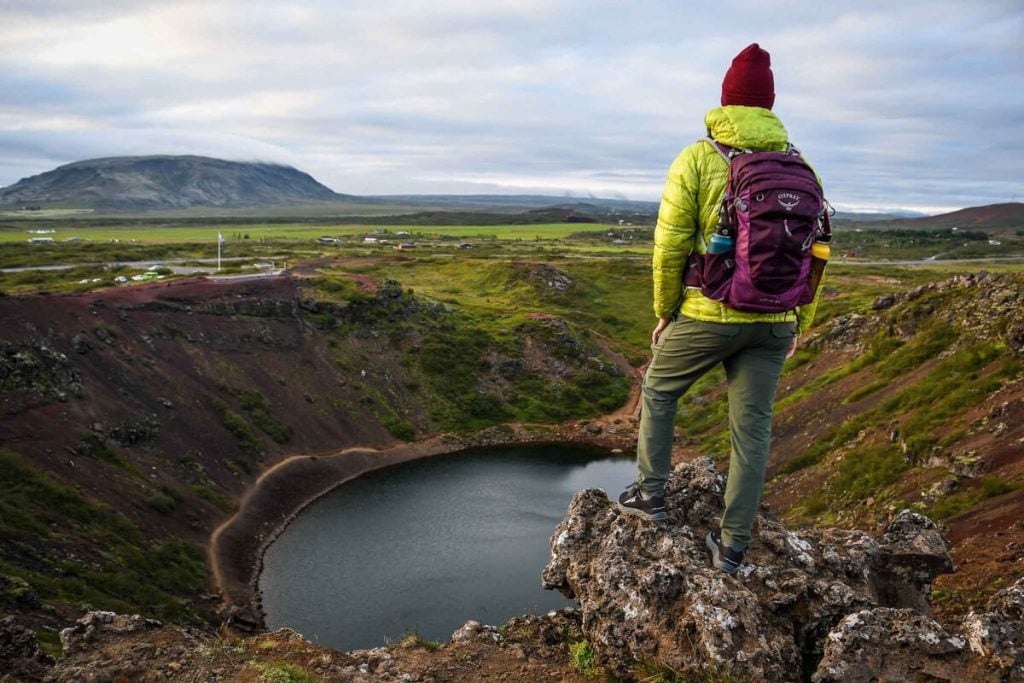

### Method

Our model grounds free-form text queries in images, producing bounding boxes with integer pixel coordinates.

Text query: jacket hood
[705,105,788,150]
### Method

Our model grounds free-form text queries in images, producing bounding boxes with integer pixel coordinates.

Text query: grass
[0,222,608,245]
[395,631,441,651]
[229,387,294,444]
[569,639,602,678]
[306,271,632,432]
[247,660,317,683]
[211,398,266,458]
[928,477,1021,520]
[0,449,209,624]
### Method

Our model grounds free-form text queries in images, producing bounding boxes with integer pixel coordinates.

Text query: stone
[872,294,896,310]
[60,611,161,656]
[961,578,1024,678]
[543,459,881,679]
[541,458,972,680]
[865,510,954,613]
[0,616,54,681]
[70,332,91,354]
[813,608,966,682]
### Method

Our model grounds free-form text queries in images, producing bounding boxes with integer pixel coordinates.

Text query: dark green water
[259,445,635,651]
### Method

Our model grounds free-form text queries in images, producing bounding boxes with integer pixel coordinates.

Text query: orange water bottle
[807,236,830,296]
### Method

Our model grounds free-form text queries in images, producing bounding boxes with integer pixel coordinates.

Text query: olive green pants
[636,315,794,551]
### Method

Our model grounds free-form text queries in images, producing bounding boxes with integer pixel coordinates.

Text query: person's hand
[786,334,799,359]
[652,317,671,346]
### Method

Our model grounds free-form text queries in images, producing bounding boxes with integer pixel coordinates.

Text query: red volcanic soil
[0,274,399,544]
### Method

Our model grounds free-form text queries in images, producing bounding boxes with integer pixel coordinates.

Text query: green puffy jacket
[652,105,823,333]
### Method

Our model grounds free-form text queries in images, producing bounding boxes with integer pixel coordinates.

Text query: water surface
[259,445,634,651]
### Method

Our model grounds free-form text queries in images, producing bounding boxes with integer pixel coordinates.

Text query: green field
[0,222,609,244]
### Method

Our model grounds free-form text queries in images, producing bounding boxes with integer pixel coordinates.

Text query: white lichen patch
[785,532,815,568]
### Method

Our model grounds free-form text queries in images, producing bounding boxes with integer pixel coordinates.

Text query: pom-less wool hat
[721,43,775,109]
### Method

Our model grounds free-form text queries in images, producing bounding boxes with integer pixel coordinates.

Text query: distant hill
[851,202,1024,231]
[0,156,346,210]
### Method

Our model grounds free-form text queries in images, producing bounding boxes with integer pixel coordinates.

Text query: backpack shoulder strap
[701,136,734,164]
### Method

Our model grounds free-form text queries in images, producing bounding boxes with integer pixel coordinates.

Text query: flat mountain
[0,155,345,210]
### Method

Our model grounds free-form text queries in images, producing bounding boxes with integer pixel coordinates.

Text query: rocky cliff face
[543,458,1024,681]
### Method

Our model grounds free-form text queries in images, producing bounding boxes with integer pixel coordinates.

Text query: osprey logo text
[778,192,801,211]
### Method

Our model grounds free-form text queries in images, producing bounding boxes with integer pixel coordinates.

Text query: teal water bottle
[707,225,735,254]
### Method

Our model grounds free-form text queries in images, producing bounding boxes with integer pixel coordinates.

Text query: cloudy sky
[1,1,1021,213]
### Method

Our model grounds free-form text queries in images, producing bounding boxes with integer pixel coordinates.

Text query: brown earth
[29,609,592,682]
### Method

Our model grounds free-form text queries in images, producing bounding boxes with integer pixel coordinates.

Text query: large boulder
[541,457,1016,681]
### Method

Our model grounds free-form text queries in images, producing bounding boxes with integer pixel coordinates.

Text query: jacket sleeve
[652,147,700,319]
[795,274,823,334]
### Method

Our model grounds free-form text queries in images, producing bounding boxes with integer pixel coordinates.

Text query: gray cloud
[1,0,1022,211]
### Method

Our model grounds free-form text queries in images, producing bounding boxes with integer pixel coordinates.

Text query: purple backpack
[686,137,830,313]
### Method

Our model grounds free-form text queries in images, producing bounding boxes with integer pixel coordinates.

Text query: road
[0,255,290,274]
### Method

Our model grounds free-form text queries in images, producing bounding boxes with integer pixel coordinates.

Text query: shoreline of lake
[208,422,636,631]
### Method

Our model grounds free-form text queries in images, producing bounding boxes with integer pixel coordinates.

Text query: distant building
[457,242,473,249]
[363,236,378,244]
[396,242,416,250]
[989,240,1002,246]
[27,237,54,244]
[396,231,411,237]
[318,236,339,244]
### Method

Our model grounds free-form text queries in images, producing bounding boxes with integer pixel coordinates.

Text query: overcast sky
[1,1,1021,213]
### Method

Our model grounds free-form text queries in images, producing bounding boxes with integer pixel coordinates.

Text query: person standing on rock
[617,44,826,574]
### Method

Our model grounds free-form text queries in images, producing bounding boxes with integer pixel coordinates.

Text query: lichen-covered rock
[543,458,1024,681]
[542,458,959,680]
[813,608,967,682]
[59,610,161,656]
[544,458,888,679]
[866,510,954,612]
[961,578,1024,679]
[0,616,54,681]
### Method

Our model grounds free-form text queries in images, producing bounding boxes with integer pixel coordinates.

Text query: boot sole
[616,501,667,522]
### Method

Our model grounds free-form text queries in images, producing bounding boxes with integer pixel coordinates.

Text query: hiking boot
[705,528,744,575]
[617,483,667,522]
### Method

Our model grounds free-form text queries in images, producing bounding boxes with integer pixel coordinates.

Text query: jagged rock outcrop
[0,616,54,682]
[59,610,162,656]
[542,458,1023,681]
[808,272,1023,354]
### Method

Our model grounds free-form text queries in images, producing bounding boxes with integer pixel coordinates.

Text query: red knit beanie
[721,43,775,109]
